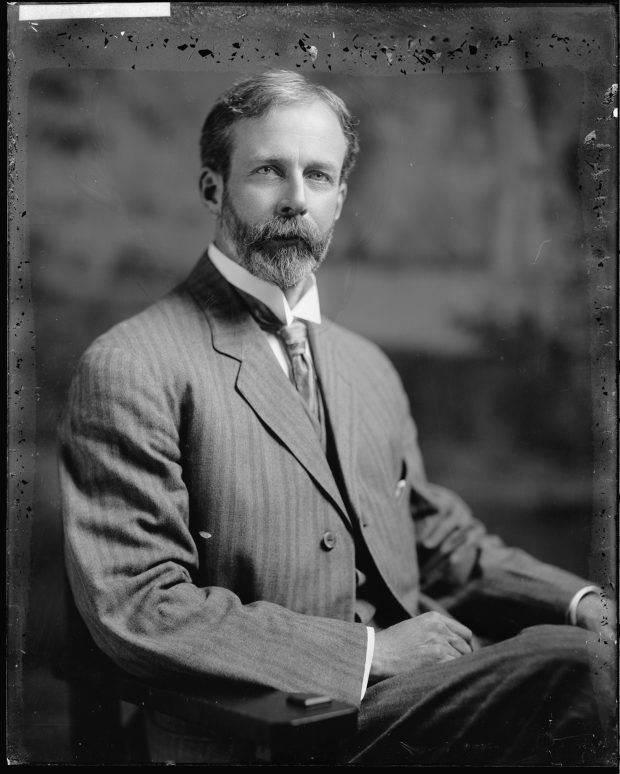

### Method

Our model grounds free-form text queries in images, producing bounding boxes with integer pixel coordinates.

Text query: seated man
[58,69,616,765]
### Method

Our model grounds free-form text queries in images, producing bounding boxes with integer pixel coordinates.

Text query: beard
[220,188,335,290]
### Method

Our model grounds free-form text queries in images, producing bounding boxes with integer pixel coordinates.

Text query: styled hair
[199,70,359,183]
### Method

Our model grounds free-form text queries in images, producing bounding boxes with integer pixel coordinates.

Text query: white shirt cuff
[566,585,601,625]
[361,626,375,701]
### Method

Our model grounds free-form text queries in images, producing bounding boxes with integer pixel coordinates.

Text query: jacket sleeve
[58,343,368,706]
[399,411,590,637]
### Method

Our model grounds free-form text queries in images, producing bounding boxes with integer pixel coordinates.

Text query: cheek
[231,185,275,222]
[314,201,341,231]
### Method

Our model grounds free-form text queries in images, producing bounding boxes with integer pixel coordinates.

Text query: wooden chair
[53,585,358,764]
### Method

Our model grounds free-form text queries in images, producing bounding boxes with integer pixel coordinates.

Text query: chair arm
[54,645,358,763]
[111,670,358,763]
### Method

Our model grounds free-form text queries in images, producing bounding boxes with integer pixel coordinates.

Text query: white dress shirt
[208,243,375,700]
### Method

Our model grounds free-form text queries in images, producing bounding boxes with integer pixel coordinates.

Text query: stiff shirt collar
[208,243,321,326]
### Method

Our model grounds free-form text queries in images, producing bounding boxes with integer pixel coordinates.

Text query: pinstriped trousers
[145,624,616,765]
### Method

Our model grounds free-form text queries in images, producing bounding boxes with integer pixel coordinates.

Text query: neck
[213,234,238,263]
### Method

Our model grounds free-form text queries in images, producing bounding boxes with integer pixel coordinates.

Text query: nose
[277,173,308,217]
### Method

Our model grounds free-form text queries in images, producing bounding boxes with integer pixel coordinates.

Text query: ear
[199,167,224,215]
[333,182,348,222]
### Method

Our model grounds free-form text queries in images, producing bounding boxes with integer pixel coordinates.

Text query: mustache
[245,217,322,249]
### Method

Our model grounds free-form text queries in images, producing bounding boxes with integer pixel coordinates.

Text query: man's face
[216,99,348,290]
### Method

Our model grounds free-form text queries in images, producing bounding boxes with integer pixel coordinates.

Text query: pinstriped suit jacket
[59,252,588,707]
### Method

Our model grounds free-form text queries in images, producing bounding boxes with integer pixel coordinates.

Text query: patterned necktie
[277,320,318,420]
[236,290,320,423]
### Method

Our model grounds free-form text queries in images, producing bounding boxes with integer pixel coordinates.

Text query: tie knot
[239,293,284,334]
[278,320,308,356]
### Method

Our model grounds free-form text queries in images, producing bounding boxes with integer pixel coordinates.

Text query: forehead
[229,100,347,168]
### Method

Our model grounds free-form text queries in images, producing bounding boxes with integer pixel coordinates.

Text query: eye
[306,170,332,183]
[253,165,280,176]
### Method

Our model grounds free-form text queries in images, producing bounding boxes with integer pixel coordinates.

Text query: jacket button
[321,531,336,551]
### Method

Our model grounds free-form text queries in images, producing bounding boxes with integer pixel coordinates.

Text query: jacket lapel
[185,254,351,527]
[309,323,362,521]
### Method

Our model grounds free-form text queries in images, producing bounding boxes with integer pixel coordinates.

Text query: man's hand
[370,612,474,681]
[575,592,617,646]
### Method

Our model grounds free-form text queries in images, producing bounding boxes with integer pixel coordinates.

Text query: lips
[262,234,308,247]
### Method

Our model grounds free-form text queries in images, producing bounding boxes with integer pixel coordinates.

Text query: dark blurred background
[9,3,616,763]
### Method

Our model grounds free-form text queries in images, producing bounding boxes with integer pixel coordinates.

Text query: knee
[517,624,615,685]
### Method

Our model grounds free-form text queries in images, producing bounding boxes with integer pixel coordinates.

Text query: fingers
[438,638,471,662]
[447,634,474,656]
[442,616,474,645]
[425,612,474,655]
